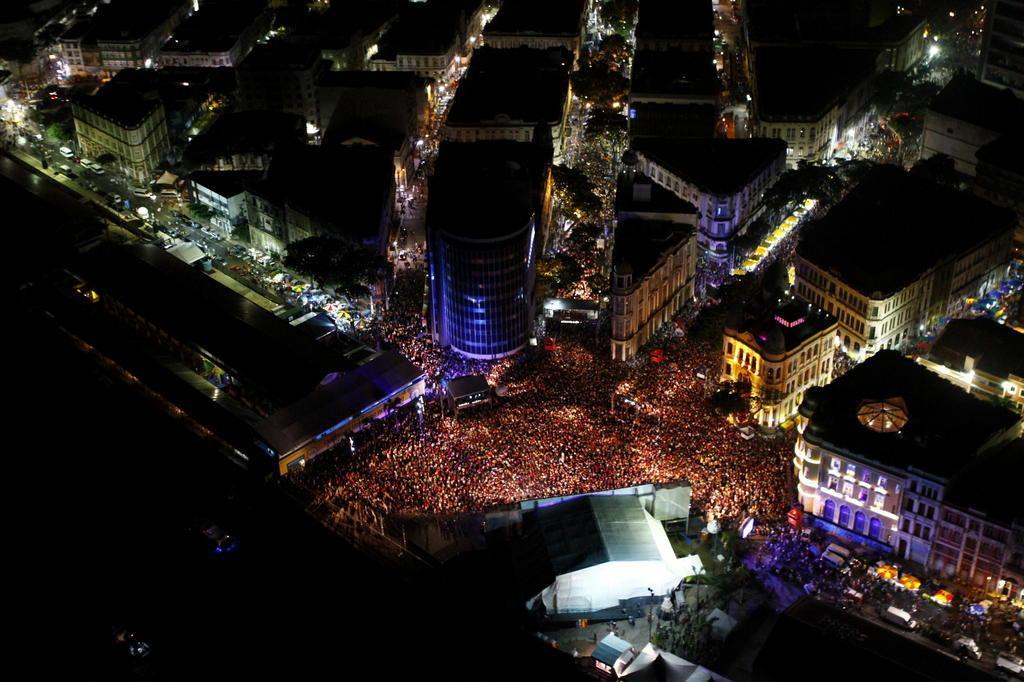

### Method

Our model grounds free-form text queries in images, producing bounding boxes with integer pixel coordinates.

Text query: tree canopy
[599,0,639,37]
[284,236,390,298]
[592,34,631,68]
[552,164,602,223]
[571,60,629,107]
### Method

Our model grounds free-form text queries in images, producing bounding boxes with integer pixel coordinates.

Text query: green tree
[536,253,583,293]
[45,121,73,142]
[593,34,631,68]
[599,0,639,37]
[188,201,215,221]
[571,60,630,107]
[551,164,602,223]
[284,236,390,298]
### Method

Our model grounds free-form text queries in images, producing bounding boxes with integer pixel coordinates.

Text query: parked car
[58,146,73,158]
[995,652,1024,677]
[954,637,982,661]
[881,605,917,630]
[199,523,238,554]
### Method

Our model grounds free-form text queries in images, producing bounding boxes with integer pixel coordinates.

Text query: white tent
[525,496,703,613]
[166,241,206,265]
[620,643,730,682]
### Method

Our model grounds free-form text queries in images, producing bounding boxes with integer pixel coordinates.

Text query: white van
[882,606,917,630]
[58,146,73,158]
[822,551,845,568]
[825,543,851,559]
[995,651,1023,676]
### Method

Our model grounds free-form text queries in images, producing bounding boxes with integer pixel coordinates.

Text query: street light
[647,587,655,642]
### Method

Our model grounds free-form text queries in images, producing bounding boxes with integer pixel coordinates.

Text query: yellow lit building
[722,297,837,427]
[72,86,170,184]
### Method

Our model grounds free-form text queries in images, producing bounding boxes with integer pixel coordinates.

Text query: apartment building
[979,0,1024,97]
[795,166,1015,358]
[794,351,1021,562]
[236,40,330,131]
[631,137,787,262]
[72,86,170,184]
[722,297,837,427]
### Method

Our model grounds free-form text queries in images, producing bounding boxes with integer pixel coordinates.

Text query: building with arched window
[794,351,1021,563]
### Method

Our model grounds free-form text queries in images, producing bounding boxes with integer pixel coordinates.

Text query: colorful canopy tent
[877,565,898,580]
[899,575,921,591]
[619,643,729,681]
[524,495,704,614]
[931,589,954,605]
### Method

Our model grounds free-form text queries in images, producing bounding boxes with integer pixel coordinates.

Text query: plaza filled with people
[297,278,796,523]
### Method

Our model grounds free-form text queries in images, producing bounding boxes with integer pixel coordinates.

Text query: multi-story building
[444,46,572,163]
[318,71,433,189]
[635,0,714,52]
[428,140,553,360]
[367,1,462,82]
[72,84,170,184]
[58,21,102,78]
[628,49,720,140]
[244,145,395,257]
[750,46,879,166]
[43,243,425,476]
[630,137,787,262]
[610,219,698,362]
[236,40,331,132]
[922,73,1024,176]
[182,110,307,172]
[931,439,1024,596]
[92,0,191,72]
[918,317,1024,415]
[187,170,261,236]
[974,133,1024,250]
[742,0,927,73]
[795,165,1015,359]
[979,0,1024,97]
[794,351,1021,562]
[482,0,586,58]
[159,0,273,68]
[722,297,837,427]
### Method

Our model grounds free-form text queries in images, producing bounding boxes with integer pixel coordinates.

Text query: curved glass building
[428,141,551,360]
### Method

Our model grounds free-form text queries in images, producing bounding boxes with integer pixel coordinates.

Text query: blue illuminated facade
[430,217,537,359]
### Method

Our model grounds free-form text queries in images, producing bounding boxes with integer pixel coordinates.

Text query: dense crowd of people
[300,293,797,523]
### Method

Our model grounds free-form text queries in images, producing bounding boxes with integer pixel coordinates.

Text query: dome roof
[857,397,909,433]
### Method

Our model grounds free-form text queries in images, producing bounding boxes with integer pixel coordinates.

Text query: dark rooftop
[59,21,92,42]
[255,350,424,457]
[754,46,879,119]
[927,317,1024,379]
[745,0,927,46]
[484,0,585,37]
[161,0,268,54]
[943,438,1024,526]
[799,351,1020,479]
[630,50,720,99]
[727,297,837,356]
[183,110,306,165]
[371,2,460,60]
[316,70,429,90]
[75,244,354,406]
[928,73,1024,134]
[248,145,394,244]
[615,170,698,220]
[238,39,322,71]
[613,219,694,280]
[796,165,1016,297]
[627,102,718,139]
[92,0,186,43]
[975,132,1024,175]
[429,140,552,241]
[446,46,571,127]
[755,597,1001,682]
[631,137,787,195]
[974,130,1024,173]
[635,0,714,42]
[72,86,162,129]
